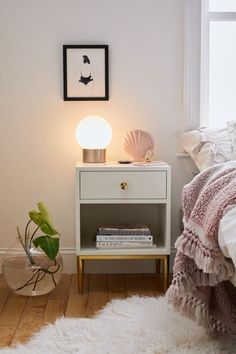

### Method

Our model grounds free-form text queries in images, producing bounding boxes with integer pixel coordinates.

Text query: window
[185,0,236,129]
[209,0,236,12]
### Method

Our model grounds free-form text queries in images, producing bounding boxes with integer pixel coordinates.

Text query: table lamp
[76,115,112,163]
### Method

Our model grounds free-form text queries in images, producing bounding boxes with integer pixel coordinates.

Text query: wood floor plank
[87,274,108,316]
[0,276,12,315]
[42,274,71,325]
[125,274,145,296]
[0,294,28,326]
[47,274,72,301]
[11,294,49,345]
[0,275,8,288]
[0,292,28,347]
[108,274,127,301]
[0,289,11,315]
[0,326,16,348]
[65,274,89,318]
[142,274,164,296]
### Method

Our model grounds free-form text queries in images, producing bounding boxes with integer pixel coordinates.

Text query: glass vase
[2,239,63,296]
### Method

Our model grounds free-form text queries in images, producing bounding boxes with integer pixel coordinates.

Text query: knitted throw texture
[167,161,236,334]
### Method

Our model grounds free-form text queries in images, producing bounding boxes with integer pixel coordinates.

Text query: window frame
[184,0,236,130]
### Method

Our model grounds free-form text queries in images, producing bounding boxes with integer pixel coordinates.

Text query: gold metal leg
[163,255,169,292]
[76,255,169,293]
[77,256,84,292]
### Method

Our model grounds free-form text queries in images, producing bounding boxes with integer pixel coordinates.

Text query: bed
[181,121,236,287]
[219,206,236,287]
[167,121,236,335]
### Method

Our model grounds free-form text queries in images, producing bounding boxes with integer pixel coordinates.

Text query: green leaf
[37,202,52,225]
[40,222,59,236]
[33,236,59,260]
[29,202,60,237]
[29,210,43,226]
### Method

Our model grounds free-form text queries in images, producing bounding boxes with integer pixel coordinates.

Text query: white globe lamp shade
[76,116,112,163]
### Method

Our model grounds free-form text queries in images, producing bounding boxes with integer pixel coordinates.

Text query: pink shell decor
[123,130,154,162]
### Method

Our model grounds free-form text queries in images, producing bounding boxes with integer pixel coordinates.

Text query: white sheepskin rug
[0,296,235,354]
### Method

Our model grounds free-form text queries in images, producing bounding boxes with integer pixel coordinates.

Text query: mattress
[218,206,236,286]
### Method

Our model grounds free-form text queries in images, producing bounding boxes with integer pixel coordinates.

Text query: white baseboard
[0,247,75,254]
[0,247,176,274]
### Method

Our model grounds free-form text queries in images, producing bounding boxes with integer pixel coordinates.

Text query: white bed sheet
[218,206,236,286]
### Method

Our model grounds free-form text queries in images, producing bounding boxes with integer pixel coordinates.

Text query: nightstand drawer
[80,171,167,199]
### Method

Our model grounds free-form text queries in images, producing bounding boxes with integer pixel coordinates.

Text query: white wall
[0,0,193,273]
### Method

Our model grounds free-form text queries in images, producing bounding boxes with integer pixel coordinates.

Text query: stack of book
[95,224,155,249]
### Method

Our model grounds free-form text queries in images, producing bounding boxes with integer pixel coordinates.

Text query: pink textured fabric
[167,161,236,334]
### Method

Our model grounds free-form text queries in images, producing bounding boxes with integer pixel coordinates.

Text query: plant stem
[17,226,36,266]
[24,219,32,250]
[32,270,41,291]
[51,273,56,287]
[15,268,39,290]
[15,261,61,293]
[15,270,45,291]
[29,226,40,248]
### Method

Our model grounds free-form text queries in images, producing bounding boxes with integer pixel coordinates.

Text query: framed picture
[63,45,109,101]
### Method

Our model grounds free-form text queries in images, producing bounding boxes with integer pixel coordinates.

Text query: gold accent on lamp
[83,149,106,163]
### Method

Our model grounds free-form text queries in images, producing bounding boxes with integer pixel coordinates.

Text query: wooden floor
[0,273,167,348]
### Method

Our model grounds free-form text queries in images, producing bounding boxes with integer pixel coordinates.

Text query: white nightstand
[76,162,171,292]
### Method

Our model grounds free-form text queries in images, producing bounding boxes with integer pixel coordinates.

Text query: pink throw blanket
[167,161,236,334]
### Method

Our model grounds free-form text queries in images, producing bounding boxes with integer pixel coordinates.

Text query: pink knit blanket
[167,161,236,334]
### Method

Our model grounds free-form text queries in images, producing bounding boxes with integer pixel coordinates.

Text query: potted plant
[2,202,63,296]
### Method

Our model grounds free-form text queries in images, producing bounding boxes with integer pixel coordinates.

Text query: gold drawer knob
[120,182,128,190]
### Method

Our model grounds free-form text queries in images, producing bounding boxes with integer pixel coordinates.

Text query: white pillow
[200,127,232,160]
[181,129,201,156]
[181,128,231,171]
[227,120,236,159]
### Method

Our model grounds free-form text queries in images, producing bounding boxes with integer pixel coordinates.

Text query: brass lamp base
[82,149,106,163]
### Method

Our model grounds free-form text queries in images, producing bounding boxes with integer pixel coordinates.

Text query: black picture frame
[63,45,109,101]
